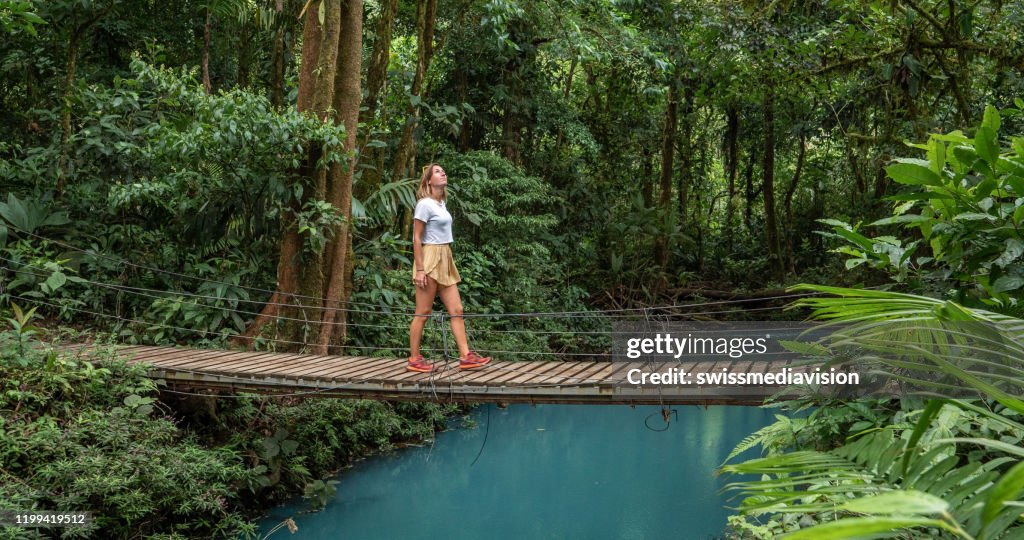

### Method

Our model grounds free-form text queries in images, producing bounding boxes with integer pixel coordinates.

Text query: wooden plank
[515,361,583,387]
[603,361,646,384]
[168,350,272,371]
[557,362,613,385]
[453,361,522,386]
[287,355,373,379]
[359,362,418,383]
[551,361,615,385]
[236,354,329,377]
[316,357,392,380]
[251,354,335,377]
[224,351,335,374]
[141,348,241,367]
[175,353,310,378]
[320,357,394,380]
[325,357,400,381]
[133,349,235,369]
[530,362,593,386]
[318,356,396,380]
[384,359,461,384]
[118,346,196,364]
[339,360,409,382]
[205,352,299,373]
[288,354,376,381]
[476,360,562,385]
[589,361,634,384]
[546,362,603,385]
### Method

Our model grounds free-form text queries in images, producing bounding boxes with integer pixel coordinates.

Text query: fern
[721,285,1024,539]
[721,413,806,465]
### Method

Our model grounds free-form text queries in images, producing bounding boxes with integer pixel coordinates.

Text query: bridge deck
[67,345,814,405]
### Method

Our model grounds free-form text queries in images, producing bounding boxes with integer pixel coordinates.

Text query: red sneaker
[459,351,491,369]
[407,355,436,373]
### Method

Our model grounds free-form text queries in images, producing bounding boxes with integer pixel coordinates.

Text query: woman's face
[429,166,447,189]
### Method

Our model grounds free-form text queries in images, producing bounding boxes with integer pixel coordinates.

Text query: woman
[407,163,491,373]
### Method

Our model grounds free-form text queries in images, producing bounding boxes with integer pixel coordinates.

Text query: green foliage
[0,193,69,236]
[295,199,345,255]
[0,0,44,35]
[0,309,456,538]
[820,106,1024,309]
[444,150,559,309]
[722,286,1024,539]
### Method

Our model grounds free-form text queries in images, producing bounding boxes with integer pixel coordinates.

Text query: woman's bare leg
[438,283,470,358]
[409,277,438,357]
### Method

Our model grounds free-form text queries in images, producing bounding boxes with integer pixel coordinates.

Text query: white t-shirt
[413,198,454,244]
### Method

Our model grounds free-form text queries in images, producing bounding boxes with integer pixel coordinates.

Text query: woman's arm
[412,219,427,287]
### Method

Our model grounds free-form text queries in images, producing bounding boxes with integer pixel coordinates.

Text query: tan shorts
[416,243,461,287]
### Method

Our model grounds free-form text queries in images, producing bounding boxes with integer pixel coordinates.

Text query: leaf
[976,126,999,166]
[992,276,1024,293]
[994,238,1024,268]
[281,439,299,456]
[869,215,931,226]
[953,212,996,221]
[982,104,1000,133]
[883,192,954,202]
[318,0,325,25]
[781,516,953,539]
[45,271,67,292]
[262,438,280,459]
[41,212,71,227]
[886,162,941,186]
[0,193,29,230]
[981,460,1024,534]
[841,490,948,515]
[818,218,854,228]
[902,400,945,476]
[927,138,945,174]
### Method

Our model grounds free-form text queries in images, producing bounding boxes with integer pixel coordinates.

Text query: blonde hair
[416,163,446,202]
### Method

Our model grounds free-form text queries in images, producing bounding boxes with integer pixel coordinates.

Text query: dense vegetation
[1,0,1023,537]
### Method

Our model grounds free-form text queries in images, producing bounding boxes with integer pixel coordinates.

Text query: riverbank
[0,339,458,539]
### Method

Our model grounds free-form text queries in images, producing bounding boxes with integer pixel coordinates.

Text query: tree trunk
[317,0,363,354]
[56,5,113,196]
[363,0,396,124]
[237,21,251,88]
[677,83,694,228]
[641,148,653,207]
[270,0,285,107]
[762,86,784,278]
[238,0,343,349]
[783,130,806,274]
[724,104,738,250]
[391,0,438,183]
[654,81,678,268]
[356,0,397,196]
[743,146,758,232]
[202,10,212,94]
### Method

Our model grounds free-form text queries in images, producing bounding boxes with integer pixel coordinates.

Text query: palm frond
[721,285,1024,539]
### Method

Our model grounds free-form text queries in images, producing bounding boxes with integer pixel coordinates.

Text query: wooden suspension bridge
[60,344,834,405]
